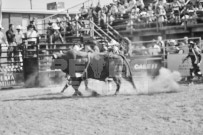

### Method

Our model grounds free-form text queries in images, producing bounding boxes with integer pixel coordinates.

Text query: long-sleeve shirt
[0,31,8,45]
[6,29,15,43]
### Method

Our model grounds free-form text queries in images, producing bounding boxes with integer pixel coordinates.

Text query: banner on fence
[0,66,24,88]
[129,56,163,77]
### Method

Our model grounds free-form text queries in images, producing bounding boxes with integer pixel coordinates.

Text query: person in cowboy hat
[15,25,25,64]
[6,24,17,64]
[183,41,202,81]
[0,25,9,62]
[50,23,64,53]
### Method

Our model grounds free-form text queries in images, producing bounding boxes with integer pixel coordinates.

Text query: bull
[51,49,136,96]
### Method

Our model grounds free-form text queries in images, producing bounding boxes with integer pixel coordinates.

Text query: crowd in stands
[79,0,203,30]
[132,35,201,56]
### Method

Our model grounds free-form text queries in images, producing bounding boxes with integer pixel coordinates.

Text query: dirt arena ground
[0,80,203,135]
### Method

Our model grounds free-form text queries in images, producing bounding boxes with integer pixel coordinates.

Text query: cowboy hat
[16,25,23,30]
[0,25,4,29]
[52,23,60,30]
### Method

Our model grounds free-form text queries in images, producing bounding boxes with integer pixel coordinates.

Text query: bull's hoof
[91,91,100,97]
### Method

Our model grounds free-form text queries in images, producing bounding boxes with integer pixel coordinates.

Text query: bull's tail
[119,54,136,89]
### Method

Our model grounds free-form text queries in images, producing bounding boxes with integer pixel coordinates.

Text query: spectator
[15,25,25,64]
[0,25,8,63]
[140,8,148,26]
[166,39,180,54]
[136,0,145,9]
[80,4,88,19]
[157,36,165,53]
[131,7,140,23]
[66,22,74,36]
[126,0,136,12]
[179,0,186,8]
[157,5,166,27]
[6,24,16,64]
[178,36,189,54]
[27,24,39,43]
[51,23,65,53]
[187,4,197,25]
[124,0,129,8]
[171,0,181,24]
[153,41,161,55]
[147,4,155,23]
[98,9,107,28]
[28,17,38,32]
[47,19,54,43]
[95,2,102,14]
[118,2,126,19]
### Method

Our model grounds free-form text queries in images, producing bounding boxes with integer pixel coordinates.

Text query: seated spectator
[66,22,74,36]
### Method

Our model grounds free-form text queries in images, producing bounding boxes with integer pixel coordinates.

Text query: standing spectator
[51,23,65,53]
[157,36,165,54]
[109,2,119,18]
[157,5,166,27]
[98,9,107,28]
[171,0,181,24]
[26,24,39,58]
[15,25,25,64]
[187,4,197,25]
[124,0,129,9]
[80,4,88,19]
[179,0,186,8]
[136,0,145,9]
[0,25,8,65]
[118,2,126,19]
[126,0,136,12]
[147,4,155,23]
[28,17,38,32]
[178,37,189,54]
[131,7,140,23]
[6,24,16,64]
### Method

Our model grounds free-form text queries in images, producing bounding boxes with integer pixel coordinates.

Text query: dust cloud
[134,68,182,95]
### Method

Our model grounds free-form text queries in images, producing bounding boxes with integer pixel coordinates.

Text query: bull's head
[89,55,106,78]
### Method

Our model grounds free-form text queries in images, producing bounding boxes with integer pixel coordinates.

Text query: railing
[112,16,203,33]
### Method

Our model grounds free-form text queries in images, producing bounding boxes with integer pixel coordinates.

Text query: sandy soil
[0,81,203,135]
